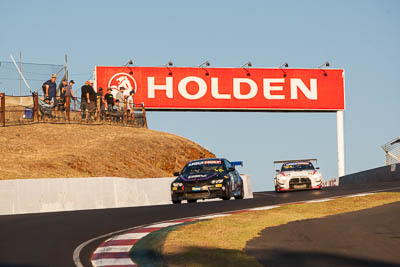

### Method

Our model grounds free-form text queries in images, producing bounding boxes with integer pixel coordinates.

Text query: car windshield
[281,162,315,171]
[182,160,224,175]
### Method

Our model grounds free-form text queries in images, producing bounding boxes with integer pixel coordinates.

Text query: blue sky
[1,0,399,191]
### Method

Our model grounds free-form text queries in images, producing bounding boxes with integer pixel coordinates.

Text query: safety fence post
[66,95,71,122]
[96,96,100,121]
[33,93,39,122]
[0,93,5,127]
[123,100,127,125]
[141,103,148,128]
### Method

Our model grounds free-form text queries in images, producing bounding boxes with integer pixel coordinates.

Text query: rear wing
[231,161,243,167]
[273,158,318,164]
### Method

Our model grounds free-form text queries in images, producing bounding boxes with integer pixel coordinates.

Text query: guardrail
[0,175,253,215]
[339,163,400,185]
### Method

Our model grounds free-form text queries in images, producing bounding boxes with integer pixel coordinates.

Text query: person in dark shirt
[43,73,57,103]
[86,80,97,121]
[80,81,90,119]
[104,88,114,112]
[57,80,67,111]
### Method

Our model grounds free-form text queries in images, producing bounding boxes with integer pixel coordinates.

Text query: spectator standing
[123,86,130,101]
[42,73,57,103]
[86,80,97,121]
[65,80,75,99]
[104,88,114,111]
[127,90,135,122]
[58,81,67,111]
[80,81,90,119]
[59,80,68,96]
[115,87,125,105]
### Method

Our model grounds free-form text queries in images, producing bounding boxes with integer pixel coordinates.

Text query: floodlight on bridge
[240,61,252,76]
[279,62,289,77]
[279,62,289,68]
[123,59,134,67]
[240,61,252,68]
[198,61,210,76]
[163,61,173,75]
[318,61,330,76]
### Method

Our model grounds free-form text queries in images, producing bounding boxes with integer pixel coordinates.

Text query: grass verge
[162,192,400,267]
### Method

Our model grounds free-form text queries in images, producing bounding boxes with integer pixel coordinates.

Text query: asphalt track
[0,181,399,267]
[245,201,400,267]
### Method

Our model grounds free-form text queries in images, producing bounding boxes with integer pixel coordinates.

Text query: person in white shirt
[127,90,135,122]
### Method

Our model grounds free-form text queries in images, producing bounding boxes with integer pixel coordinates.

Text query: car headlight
[172,182,183,187]
[211,179,224,184]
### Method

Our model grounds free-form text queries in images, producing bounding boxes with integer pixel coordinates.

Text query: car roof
[274,158,317,164]
[188,158,225,164]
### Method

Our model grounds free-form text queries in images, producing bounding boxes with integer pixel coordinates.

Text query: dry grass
[162,192,400,267]
[0,124,214,179]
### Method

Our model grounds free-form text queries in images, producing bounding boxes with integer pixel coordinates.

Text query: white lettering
[263,78,285,99]
[148,77,173,98]
[233,78,258,99]
[178,76,207,100]
[290,79,318,100]
[211,78,231,99]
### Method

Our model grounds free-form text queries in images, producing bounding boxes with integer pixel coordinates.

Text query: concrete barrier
[339,163,400,185]
[0,175,253,215]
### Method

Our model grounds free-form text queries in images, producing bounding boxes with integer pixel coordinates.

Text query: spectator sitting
[111,99,124,122]
[39,97,55,119]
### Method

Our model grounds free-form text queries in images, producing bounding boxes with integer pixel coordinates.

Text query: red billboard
[95,66,345,111]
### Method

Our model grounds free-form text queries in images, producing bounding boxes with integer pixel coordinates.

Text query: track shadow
[244,248,400,267]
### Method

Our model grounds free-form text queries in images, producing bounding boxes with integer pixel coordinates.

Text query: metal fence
[382,137,400,165]
[0,93,147,128]
[0,60,65,96]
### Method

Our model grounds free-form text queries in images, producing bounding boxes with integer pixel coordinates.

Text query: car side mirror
[316,167,320,170]
[276,169,280,172]
[173,172,180,176]
[228,166,235,172]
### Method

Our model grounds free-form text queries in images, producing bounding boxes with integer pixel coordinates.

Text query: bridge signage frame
[95,66,346,179]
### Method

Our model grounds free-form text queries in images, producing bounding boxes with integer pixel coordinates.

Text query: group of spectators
[42,73,75,107]
[41,73,135,122]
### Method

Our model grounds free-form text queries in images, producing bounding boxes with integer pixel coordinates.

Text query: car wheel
[222,188,231,200]
[187,199,197,203]
[275,185,281,193]
[172,200,181,204]
[235,186,244,200]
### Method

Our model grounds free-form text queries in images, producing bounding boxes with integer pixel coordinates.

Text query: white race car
[274,159,322,192]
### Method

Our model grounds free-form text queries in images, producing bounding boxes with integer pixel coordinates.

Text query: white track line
[92,258,136,266]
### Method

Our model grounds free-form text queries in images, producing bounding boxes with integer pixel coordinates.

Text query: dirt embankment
[0,124,214,179]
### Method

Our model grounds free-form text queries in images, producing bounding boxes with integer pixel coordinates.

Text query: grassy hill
[0,124,214,179]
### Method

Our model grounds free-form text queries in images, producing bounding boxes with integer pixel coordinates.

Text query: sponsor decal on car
[188,174,208,179]
[180,173,217,181]
[188,160,222,166]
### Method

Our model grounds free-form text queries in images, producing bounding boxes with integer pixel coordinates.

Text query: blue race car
[171,158,244,204]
